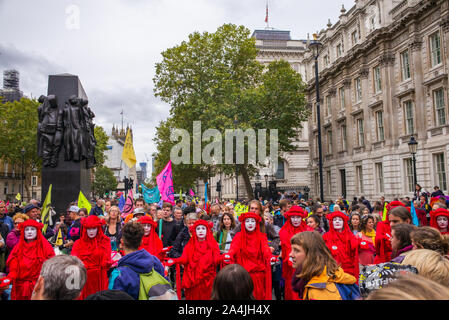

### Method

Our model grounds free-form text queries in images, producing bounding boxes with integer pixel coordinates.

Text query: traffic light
[216,180,222,192]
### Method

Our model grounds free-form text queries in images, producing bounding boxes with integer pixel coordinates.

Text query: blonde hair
[333,204,341,212]
[366,273,449,300]
[411,226,449,255]
[106,206,122,223]
[12,213,29,222]
[401,249,449,287]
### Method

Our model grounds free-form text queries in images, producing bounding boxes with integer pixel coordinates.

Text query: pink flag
[121,189,134,218]
[156,160,175,205]
[189,189,195,197]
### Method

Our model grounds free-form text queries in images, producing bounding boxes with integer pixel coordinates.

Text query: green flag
[78,191,92,214]
[41,185,52,234]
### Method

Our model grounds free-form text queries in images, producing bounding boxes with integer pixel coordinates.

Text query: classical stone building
[197,29,311,200]
[306,0,449,201]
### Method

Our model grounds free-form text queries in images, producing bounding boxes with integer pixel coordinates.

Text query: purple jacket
[6,229,20,252]
[391,245,414,263]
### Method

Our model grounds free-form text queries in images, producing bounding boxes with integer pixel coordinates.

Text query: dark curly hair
[121,222,145,250]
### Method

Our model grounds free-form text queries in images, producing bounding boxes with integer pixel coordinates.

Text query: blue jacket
[108,249,165,300]
[0,216,13,232]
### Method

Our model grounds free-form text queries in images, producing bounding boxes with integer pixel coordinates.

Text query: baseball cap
[133,208,145,216]
[23,204,38,214]
[69,206,80,213]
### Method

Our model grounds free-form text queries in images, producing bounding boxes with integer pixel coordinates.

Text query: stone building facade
[305,0,449,201]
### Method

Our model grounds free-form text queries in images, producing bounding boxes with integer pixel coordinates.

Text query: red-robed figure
[374,201,405,263]
[430,208,449,235]
[279,205,307,300]
[323,211,359,278]
[6,219,55,300]
[224,212,274,300]
[71,215,112,299]
[167,220,221,300]
[137,216,164,261]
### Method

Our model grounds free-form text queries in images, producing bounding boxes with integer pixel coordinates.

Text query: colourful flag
[15,193,21,201]
[118,194,125,211]
[410,203,419,226]
[179,189,183,201]
[189,189,195,197]
[122,189,134,218]
[78,191,92,214]
[204,182,208,209]
[265,2,268,23]
[141,184,161,204]
[382,201,388,221]
[41,185,52,234]
[121,129,136,168]
[156,160,175,205]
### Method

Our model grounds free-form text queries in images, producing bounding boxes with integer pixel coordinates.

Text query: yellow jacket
[303,266,357,300]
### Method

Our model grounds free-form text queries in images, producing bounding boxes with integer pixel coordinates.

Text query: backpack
[133,267,178,300]
[335,283,361,300]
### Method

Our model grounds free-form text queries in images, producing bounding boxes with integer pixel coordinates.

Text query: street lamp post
[21,147,25,201]
[408,136,418,188]
[234,117,239,201]
[308,34,324,203]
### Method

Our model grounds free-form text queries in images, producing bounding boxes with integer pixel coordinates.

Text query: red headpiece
[326,211,349,223]
[238,212,262,224]
[430,208,449,230]
[284,206,308,219]
[81,215,106,229]
[138,215,157,228]
[19,218,43,232]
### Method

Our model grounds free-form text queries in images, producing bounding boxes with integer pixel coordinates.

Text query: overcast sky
[0,0,355,176]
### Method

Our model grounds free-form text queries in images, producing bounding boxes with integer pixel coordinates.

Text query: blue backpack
[335,283,361,300]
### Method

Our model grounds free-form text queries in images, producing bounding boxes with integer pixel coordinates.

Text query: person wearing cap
[224,212,275,300]
[0,201,14,232]
[71,215,112,299]
[23,203,54,240]
[279,205,308,300]
[124,207,146,224]
[65,205,82,252]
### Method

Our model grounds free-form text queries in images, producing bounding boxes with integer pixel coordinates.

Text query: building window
[12,183,15,194]
[370,16,376,31]
[376,110,384,141]
[401,50,411,81]
[4,182,7,195]
[275,160,285,180]
[351,30,358,46]
[327,130,333,154]
[323,55,329,67]
[4,162,7,176]
[404,100,415,135]
[405,158,415,193]
[314,172,319,196]
[339,87,345,110]
[327,170,332,195]
[315,134,319,157]
[430,31,442,67]
[355,77,362,102]
[375,162,384,193]
[356,165,364,194]
[341,125,347,151]
[357,118,365,147]
[434,153,447,191]
[313,103,317,124]
[433,88,446,126]
[374,65,382,93]
[32,176,38,187]
[326,95,332,116]
[336,43,342,58]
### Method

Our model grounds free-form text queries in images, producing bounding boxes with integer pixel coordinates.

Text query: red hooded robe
[137,216,164,261]
[173,220,221,300]
[227,212,272,300]
[430,208,449,235]
[279,206,307,300]
[71,215,112,300]
[374,201,406,263]
[6,219,55,300]
[323,211,359,278]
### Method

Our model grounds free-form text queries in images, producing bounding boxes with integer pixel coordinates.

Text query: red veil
[227,212,272,300]
[429,208,449,235]
[374,201,406,263]
[138,216,163,260]
[174,220,221,300]
[279,206,307,300]
[71,215,112,300]
[7,219,55,300]
[323,211,359,278]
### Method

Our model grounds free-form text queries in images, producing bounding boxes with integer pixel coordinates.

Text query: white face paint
[437,216,449,230]
[196,225,207,240]
[245,218,256,232]
[24,226,37,240]
[333,217,344,231]
[291,216,302,227]
[86,228,98,239]
[143,224,152,236]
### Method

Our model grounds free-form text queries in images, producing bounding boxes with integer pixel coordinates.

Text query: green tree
[0,97,42,200]
[94,125,109,168]
[92,166,118,198]
[153,24,309,198]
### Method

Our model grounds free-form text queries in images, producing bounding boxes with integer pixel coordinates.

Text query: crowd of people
[0,183,449,300]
